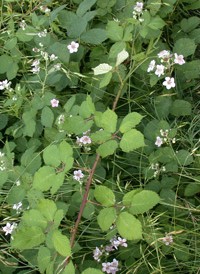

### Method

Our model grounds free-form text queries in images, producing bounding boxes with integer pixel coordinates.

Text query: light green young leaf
[62,261,75,274]
[63,116,93,135]
[37,246,51,273]
[93,63,113,75]
[120,129,145,152]
[50,172,65,195]
[116,49,129,66]
[97,207,117,231]
[52,230,71,257]
[99,72,112,88]
[41,106,54,128]
[37,199,57,221]
[106,21,124,41]
[91,130,112,143]
[79,95,95,118]
[101,108,117,133]
[129,190,160,214]
[59,140,73,162]
[11,226,45,250]
[33,166,56,191]
[119,112,144,133]
[21,209,48,229]
[116,212,142,240]
[96,140,118,158]
[94,185,115,207]
[122,189,142,207]
[43,145,61,167]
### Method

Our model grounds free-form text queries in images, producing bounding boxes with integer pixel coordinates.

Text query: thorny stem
[64,67,125,268]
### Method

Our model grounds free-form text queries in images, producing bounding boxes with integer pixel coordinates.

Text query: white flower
[13,202,22,212]
[174,53,185,65]
[40,6,51,13]
[102,259,119,274]
[31,66,40,74]
[163,77,175,89]
[110,236,128,249]
[155,136,163,147]
[79,135,92,145]
[49,54,58,61]
[50,98,59,107]
[2,222,17,235]
[92,63,113,75]
[16,180,21,186]
[19,20,26,30]
[0,152,5,157]
[157,50,170,59]
[93,247,103,262]
[67,41,79,53]
[38,29,47,37]
[0,80,11,90]
[162,234,173,246]
[31,59,40,67]
[73,170,84,181]
[54,63,61,71]
[134,2,143,13]
[155,64,165,77]
[147,60,156,72]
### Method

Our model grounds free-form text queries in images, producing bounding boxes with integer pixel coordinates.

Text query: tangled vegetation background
[0,0,200,273]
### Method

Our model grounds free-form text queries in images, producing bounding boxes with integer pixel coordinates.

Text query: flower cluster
[162,234,173,246]
[102,259,119,274]
[2,222,17,236]
[13,202,23,213]
[0,152,6,171]
[37,29,48,38]
[40,5,51,14]
[19,20,26,30]
[147,50,185,89]
[150,163,166,177]
[132,2,144,22]
[67,41,79,53]
[155,129,176,148]
[73,169,84,182]
[0,80,12,91]
[93,236,127,273]
[31,45,61,74]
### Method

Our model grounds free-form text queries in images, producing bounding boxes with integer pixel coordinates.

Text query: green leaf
[94,185,115,207]
[119,112,144,133]
[148,16,165,30]
[120,129,145,152]
[52,230,71,257]
[7,62,19,80]
[41,107,54,128]
[64,96,76,113]
[43,145,61,167]
[22,109,37,137]
[184,180,200,196]
[79,95,95,118]
[50,172,65,195]
[37,246,51,273]
[97,207,117,231]
[93,63,113,75]
[82,268,103,274]
[173,38,196,57]
[176,150,193,166]
[76,0,97,16]
[91,130,112,143]
[81,29,107,44]
[106,21,123,41]
[101,108,117,133]
[21,209,48,229]
[53,209,64,227]
[180,16,200,33]
[99,72,113,88]
[170,99,192,117]
[128,190,160,214]
[4,37,17,50]
[33,166,56,191]
[63,116,93,135]
[122,189,142,207]
[96,140,118,158]
[62,261,75,274]
[11,226,45,250]
[116,212,142,240]
[37,199,57,221]
[59,140,73,163]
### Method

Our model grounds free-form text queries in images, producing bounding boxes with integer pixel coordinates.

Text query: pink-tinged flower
[174,53,185,65]
[2,222,17,235]
[73,169,84,181]
[93,247,103,262]
[147,60,156,72]
[157,50,170,59]
[134,2,143,13]
[79,135,92,145]
[162,234,173,246]
[102,259,119,274]
[155,64,165,77]
[67,41,79,53]
[50,98,59,107]
[155,136,163,147]
[163,77,175,89]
